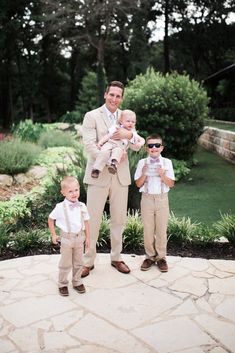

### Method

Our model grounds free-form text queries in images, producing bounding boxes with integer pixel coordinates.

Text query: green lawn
[205,120,235,132]
[169,146,235,225]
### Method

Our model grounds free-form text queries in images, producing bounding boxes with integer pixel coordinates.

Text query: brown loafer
[156,258,168,272]
[108,163,117,174]
[141,259,155,271]
[111,261,130,274]
[59,286,69,296]
[73,284,86,294]
[81,265,94,278]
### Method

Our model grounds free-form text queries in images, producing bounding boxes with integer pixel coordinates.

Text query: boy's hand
[157,167,165,177]
[52,235,59,245]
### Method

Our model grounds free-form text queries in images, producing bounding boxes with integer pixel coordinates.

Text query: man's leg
[109,175,128,262]
[83,184,109,268]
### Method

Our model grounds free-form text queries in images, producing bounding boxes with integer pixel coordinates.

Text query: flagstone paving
[0,253,235,353]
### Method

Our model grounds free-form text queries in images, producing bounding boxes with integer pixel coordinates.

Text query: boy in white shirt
[134,134,175,272]
[48,176,90,296]
[91,109,145,178]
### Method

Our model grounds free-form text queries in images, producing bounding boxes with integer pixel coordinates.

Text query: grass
[169,146,235,225]
[205,119,235,132]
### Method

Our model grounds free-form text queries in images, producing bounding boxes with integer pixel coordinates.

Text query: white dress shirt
[134,155,175,194]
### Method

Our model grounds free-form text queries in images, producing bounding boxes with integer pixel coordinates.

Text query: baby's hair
[118,109,136,123]
[61,176,79,190]
[146,134,164,145]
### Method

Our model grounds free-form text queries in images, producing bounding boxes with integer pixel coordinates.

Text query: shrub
[123,210,144,251]
[123,69,209,161]
[214,213,235,245]
[167,212,200,244]
[60,111,83,124]
[0,139,42,175]
[97,212,110,248]
[38,130,76,148]
[13,119,46,142]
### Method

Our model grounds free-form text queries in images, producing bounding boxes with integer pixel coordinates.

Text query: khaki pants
[141,193,169,260]
[58,231,85,288]
[93,139,126,171]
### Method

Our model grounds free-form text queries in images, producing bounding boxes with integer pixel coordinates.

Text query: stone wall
[198,127,235,164]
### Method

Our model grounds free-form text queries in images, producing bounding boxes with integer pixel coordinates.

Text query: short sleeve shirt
[49,198,90,233]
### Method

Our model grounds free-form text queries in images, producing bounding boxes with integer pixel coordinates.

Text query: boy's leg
[58,238,73,289]
[141,194,157,260]
[72,234,85,287]
[154,193,169,259]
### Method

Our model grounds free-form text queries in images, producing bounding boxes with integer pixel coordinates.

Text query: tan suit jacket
[82,104,139,186]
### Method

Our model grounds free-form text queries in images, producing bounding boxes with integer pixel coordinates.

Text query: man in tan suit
[82,81,141,277]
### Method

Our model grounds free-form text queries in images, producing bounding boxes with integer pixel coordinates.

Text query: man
[81,81,141,277]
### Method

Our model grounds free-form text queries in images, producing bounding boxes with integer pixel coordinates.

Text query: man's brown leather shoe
[111,261,130,274]
[156,258,168,272]
[81,265,94,278]
[141,259,155,271]
[59,286,69,296]
[73,284,86,294]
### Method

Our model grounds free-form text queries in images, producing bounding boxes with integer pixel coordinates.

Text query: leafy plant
[0,139,42,175]
[214,213,235,245]
[38,130,77,148]
[123,69,209,161]
[97,212,110,248]
[13,119,47,142]
[167,212,200,244]
[8,228,50,255]
[123,210,144,251]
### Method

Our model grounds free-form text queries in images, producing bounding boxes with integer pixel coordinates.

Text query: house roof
[203,63,235,84]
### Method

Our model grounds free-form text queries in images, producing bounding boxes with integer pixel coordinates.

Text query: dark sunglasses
[147,143,162,148]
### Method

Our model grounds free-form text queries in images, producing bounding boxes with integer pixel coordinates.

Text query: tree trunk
[97,38,105,106]
[164,0,170,74]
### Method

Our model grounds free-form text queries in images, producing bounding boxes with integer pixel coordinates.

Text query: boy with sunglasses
[134,134,175,272]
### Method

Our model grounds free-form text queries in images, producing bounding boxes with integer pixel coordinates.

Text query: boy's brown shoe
[81,265,94,278]
[141,259,155,271]
[156,258,168,272]
[73,284,86,294]
[59,286,69,296]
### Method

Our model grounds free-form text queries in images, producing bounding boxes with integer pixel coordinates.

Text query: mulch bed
[0,241,234,262]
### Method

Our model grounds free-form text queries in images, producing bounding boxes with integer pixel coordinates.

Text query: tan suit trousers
[58,231,85,288]
[83,174,128,267]
[141,192,169,260]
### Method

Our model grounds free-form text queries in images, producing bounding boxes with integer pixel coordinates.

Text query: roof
[203,63,235,84]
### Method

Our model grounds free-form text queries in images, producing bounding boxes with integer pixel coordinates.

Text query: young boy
[91,109,145,178]
[134,134,175,272]
[48,176,90,296]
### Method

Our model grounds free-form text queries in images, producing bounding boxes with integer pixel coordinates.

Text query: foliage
[171,159,190,181]
[6,228,50,256]
[122,210,144,251]
[75,71,101,120]
[210,107,235,122]
[0,139,42,175]
[0,196,32,225]
[167,212,200,244]
[0,224,11,251]
[123,69,209,161]
[38,130,77,148]
[97,212,110,248]
[60,111,83,124]
[214,213,235,245]
[13,119,47,142]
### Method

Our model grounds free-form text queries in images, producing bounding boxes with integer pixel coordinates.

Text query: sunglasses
[147,143,162,148]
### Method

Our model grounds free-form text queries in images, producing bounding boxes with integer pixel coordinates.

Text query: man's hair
[61,176,79,190]
[146,134,163,145]
[106,81,125,95]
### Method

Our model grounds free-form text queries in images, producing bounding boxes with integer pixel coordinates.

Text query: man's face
[104,86,123,113]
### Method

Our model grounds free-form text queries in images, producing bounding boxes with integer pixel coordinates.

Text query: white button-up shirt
[134,155,175,194]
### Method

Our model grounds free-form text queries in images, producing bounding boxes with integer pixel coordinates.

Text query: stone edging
[198,126,235,164]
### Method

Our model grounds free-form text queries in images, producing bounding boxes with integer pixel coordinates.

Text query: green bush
[0,139,42,175]
[167,212,200,244]
[214,213,235,245]
[13,119,47,142]
[97,212,110,248]
[8,228,50,255]
[60,111,83,124]
[38,130,77,148]
[123,210,144,251]
[123,69,209,161]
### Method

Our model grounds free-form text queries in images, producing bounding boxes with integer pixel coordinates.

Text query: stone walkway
[0,253,235,353]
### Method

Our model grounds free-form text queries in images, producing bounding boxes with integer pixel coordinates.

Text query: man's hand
[112,127,133,140]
